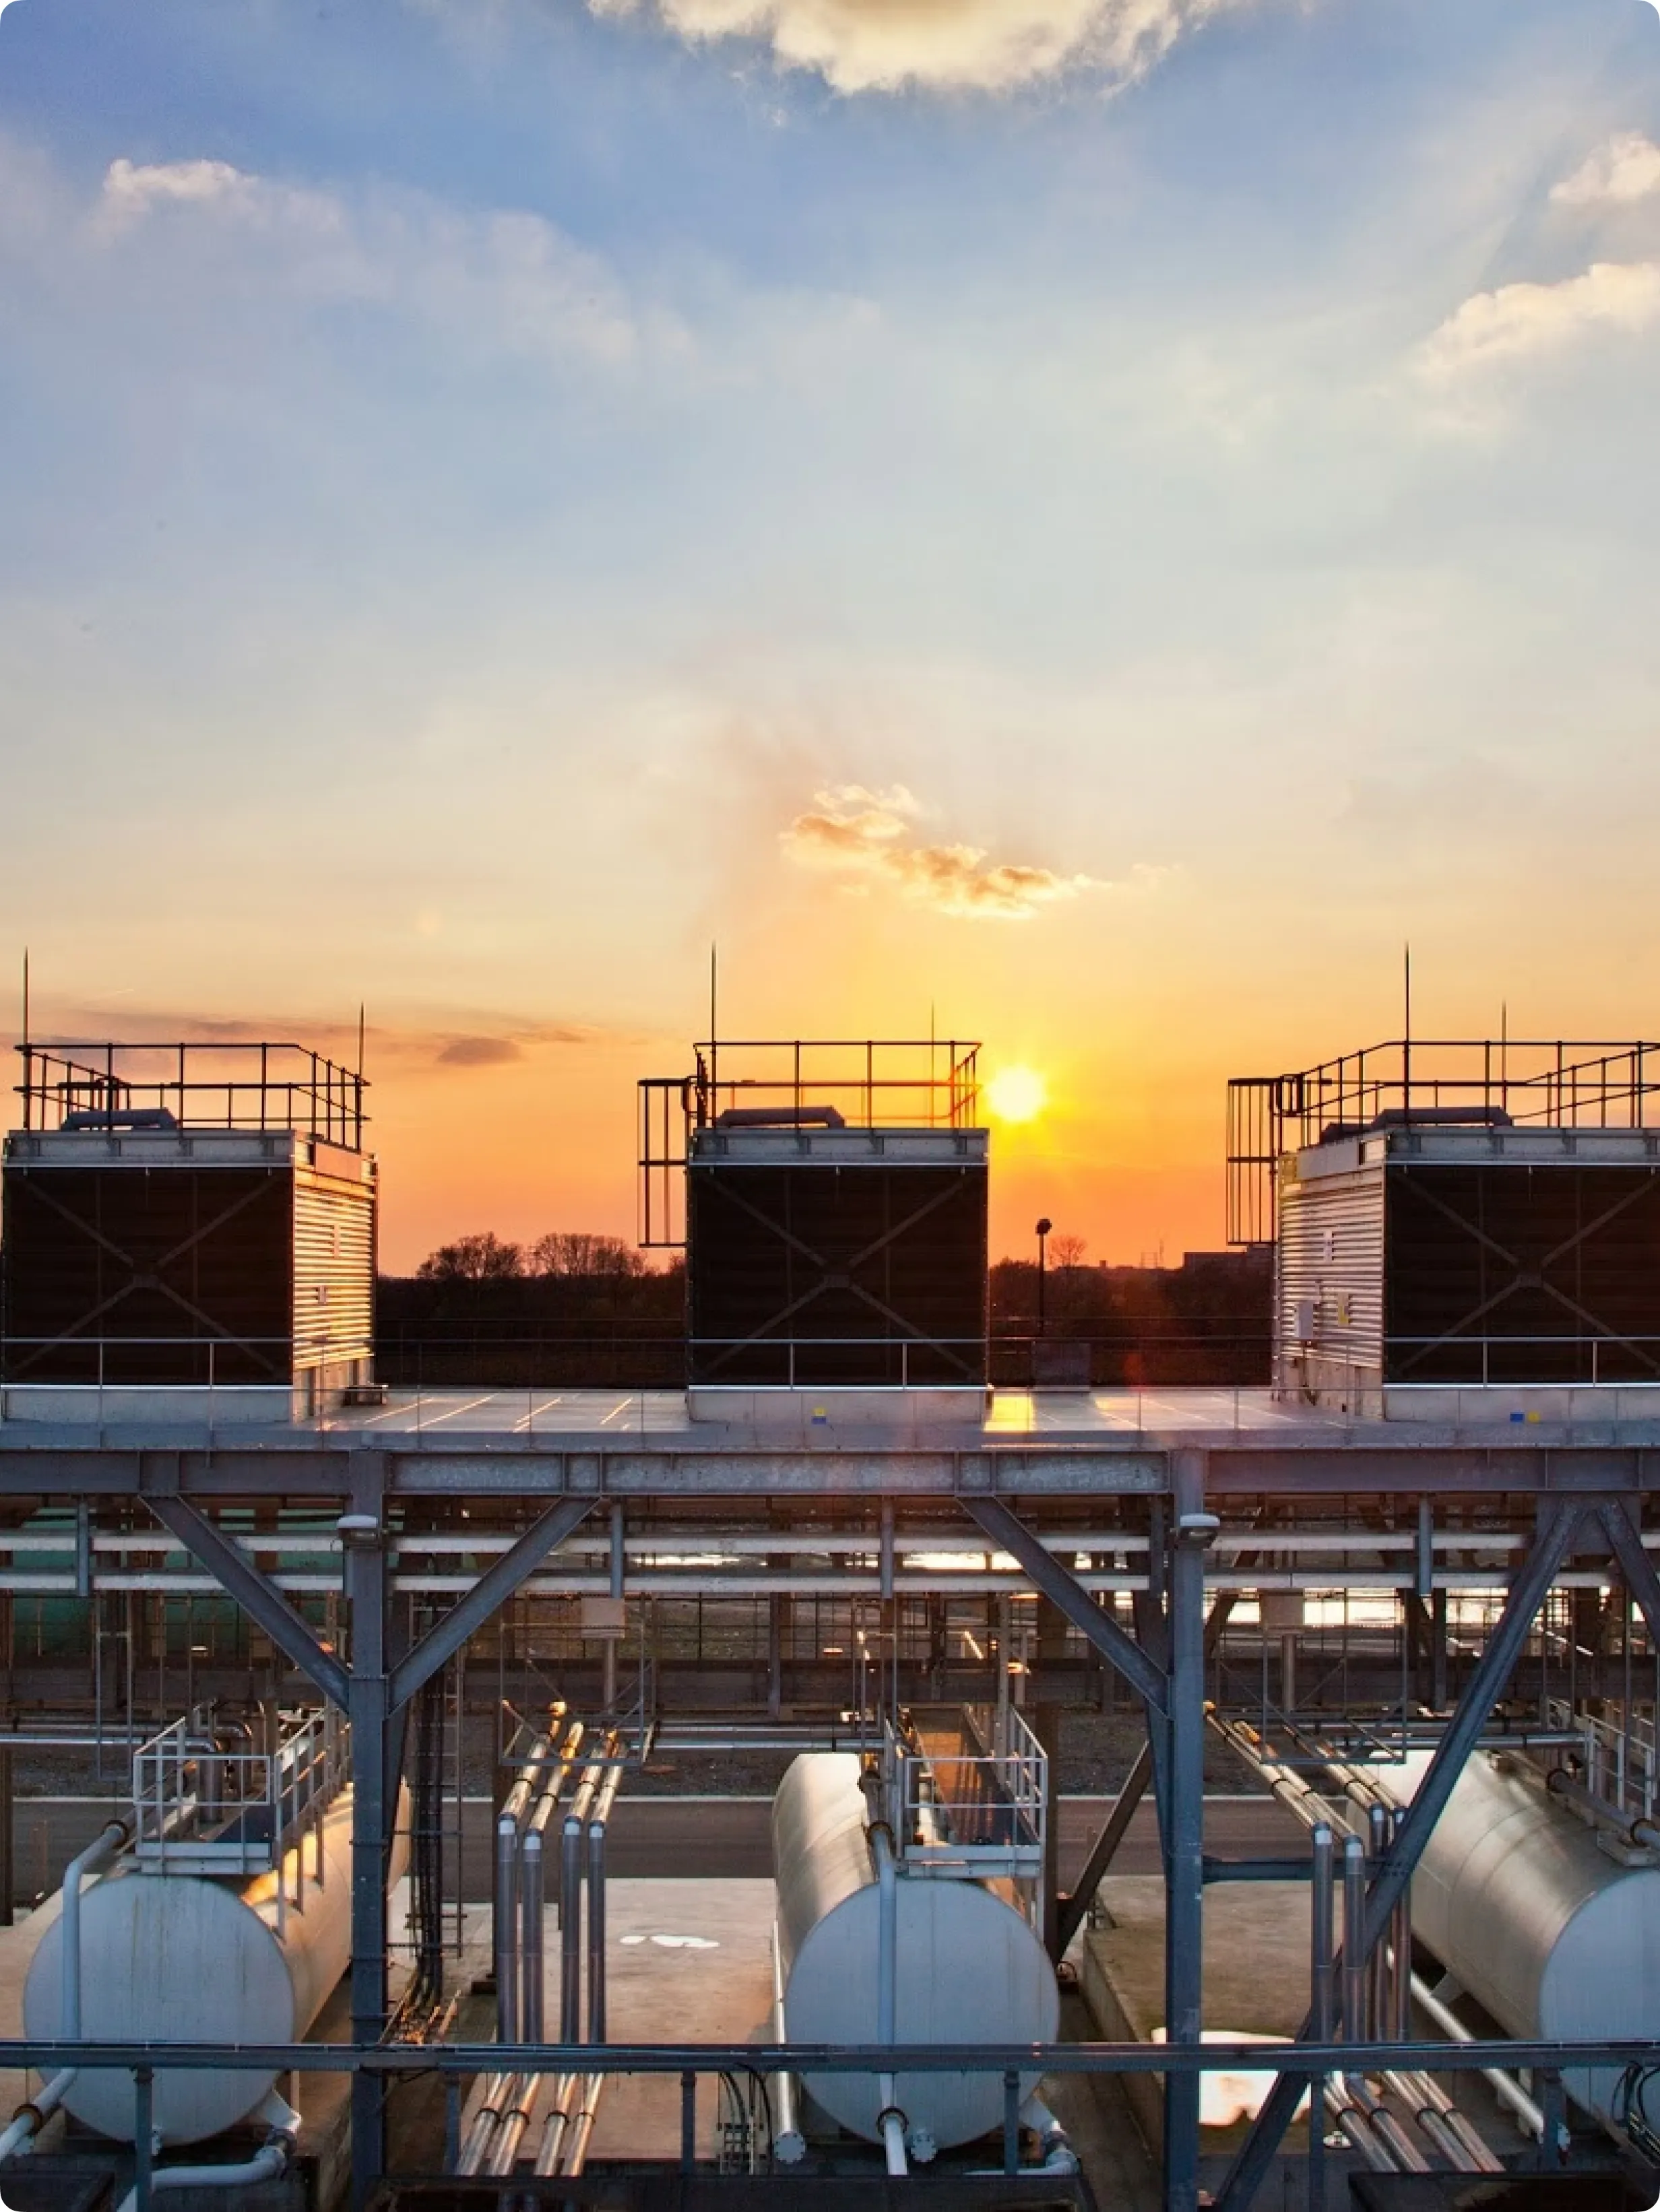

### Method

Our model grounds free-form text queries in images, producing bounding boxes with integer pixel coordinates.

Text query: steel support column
[145,1493,348,1707]
[961,1495,1166,1712]
[346,1471,393,2209]
[1163,1450,1211,2212]
[1056,1591,1238,1957]
[1213,1497,1586,2212]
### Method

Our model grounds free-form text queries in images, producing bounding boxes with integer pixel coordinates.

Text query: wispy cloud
[84,155,643,368]
[1551,133,1660,212]
[779,783,1118,919]
[1417,261,1660,381]
[588,0,1252,95]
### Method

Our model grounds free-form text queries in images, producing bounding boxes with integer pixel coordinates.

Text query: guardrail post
[1003,2068,1020,2175]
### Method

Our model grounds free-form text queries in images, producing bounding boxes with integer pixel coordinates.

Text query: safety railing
[1228,1035,1660,1245]
[15,1039,367,1147]
[131,1707,350,1882]
[885,1705,1046,1883]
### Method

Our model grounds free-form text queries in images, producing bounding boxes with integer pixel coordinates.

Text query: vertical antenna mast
[20,948,28,1131]
[709,942,718,1107]
[1403,942,1412,1123]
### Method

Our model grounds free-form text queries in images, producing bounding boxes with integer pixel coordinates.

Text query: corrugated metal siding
[1276,1159,1386,1383]
[292,1163,376,1373]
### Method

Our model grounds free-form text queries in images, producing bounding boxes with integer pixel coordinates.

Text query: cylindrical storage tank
[23,1783,408,2145]
[1397,1749,1660,2127]
[771,1753,1058,2149]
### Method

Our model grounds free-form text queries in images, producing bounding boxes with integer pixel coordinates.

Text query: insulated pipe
[532,2075,577,2178]
[587,1763,622,2046]
[454,2074,512,2177]
[1405,1965,1546,2139]
[522,1722,585,2046]
[1382,2071,1503,2174]
[1328,2091,1397,2174]
[0,2067,77,2161]
[868,1820,907,2164]
[560,1766,602,2045]
[1342,2070,1430,2174]
[1366,1805,1390,2042]
[61,1818,128,2042]
[495,1732,552,2045]
[111,2089,298,2212]
[560,2075,604,2178]
[484,2075,536,2176]
[1018,2095,1080,2176]
[769,1926,806,2166]
[1341,1836,1368,2040]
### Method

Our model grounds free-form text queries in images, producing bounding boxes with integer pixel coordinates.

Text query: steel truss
[1,1424,1657,2211]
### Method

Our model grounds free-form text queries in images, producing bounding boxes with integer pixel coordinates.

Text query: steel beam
[961,1496,1166,1712]
[1213,1497,1586,2212]
[386,1494,597,1714]
[1595,1499,1660,1644]
[144,1493,348,1707]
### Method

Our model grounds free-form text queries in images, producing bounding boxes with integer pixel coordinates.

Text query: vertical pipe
[587,1764,622,2046]
[561,1765,602,2044]
[1309,1823,1334,2212]
[1390,1813,1413,2043]
[1341,1836,1367,2042]
[1366,1804,1388,2040]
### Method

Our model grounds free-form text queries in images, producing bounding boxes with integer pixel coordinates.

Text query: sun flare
[985,1064,1048,1124]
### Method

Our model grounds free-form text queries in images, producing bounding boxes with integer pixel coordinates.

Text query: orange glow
[985,1065,1048,1124]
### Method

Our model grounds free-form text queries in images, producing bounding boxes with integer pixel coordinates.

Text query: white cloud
[1551,132,1660,211]
[779,783,1117,918]
[589,0,1251,94]
[1417,260,1660,380]
[87,155,643,366]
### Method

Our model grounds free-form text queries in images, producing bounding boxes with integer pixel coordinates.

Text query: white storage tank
[1395,1748,1660,2128]
[771,1752,1058,2149]
[23,1784,408,2145]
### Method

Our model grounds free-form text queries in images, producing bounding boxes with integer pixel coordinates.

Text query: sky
[3,0,1659,1271]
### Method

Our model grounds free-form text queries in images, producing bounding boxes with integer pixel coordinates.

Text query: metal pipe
[0,2067,77,2161]
[561,1765,602,2045]
[1341,1836,1367,2041]
[769,1924,806,2166]
[455,2073,511,2177]
[1406,1966,1545,2139]
[1366,1805,1389,2041]
[1342,2071,1430,2173]
[522,1723,584,2046]
[532,2073,578,2178]
[111,2089,297,2212]
[494,1730,552,2046]
[587,1763,622,2047]
[1390,1815,1413,2044]
[484,2075,536,2176]
[880,2107,909,2177]
[1547,1765,1660,1852]
[1308,1823,1334,2212]
[1382,2070,1502,2174]
[62,1819,127,2043]
[561,2075,604,2177]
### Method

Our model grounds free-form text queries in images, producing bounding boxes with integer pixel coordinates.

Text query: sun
[985,1065,1048,1124]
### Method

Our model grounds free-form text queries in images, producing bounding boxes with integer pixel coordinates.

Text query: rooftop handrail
[14,1040,369,1147]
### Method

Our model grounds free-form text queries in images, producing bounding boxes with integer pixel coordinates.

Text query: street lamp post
[1035,1217,1052,1341]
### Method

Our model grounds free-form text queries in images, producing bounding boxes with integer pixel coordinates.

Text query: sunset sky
[3,0,1659,1271]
